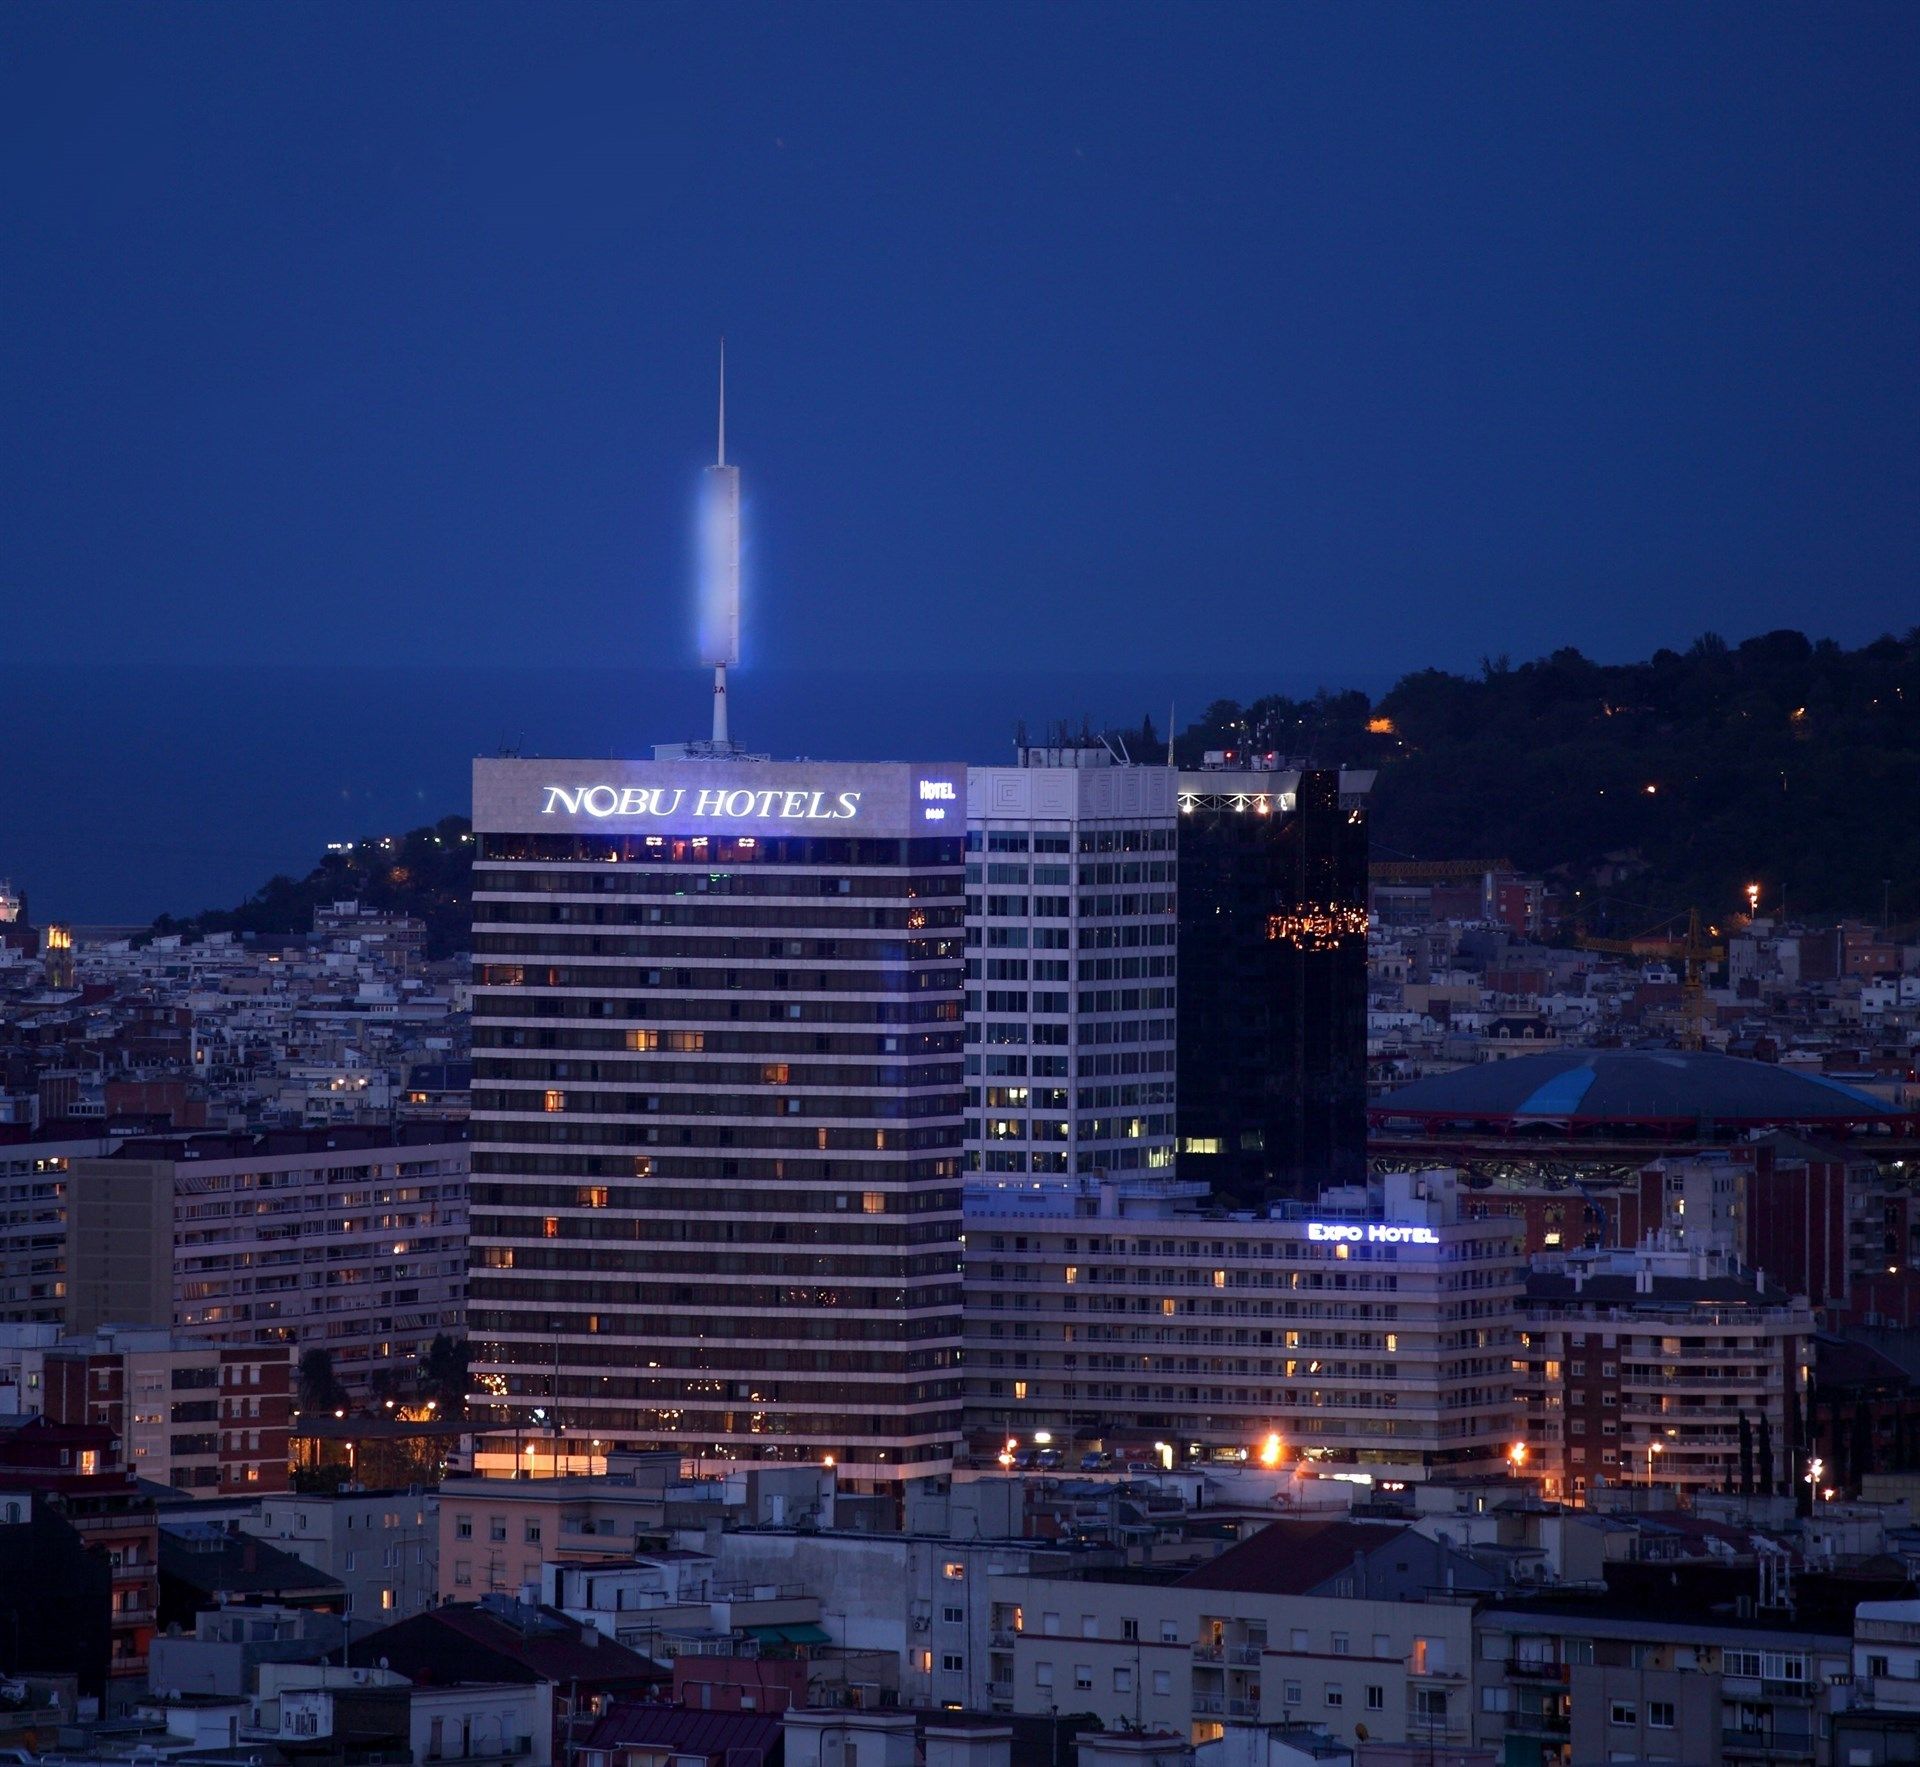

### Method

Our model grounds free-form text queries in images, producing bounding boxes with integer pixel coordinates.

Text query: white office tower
[963,745,1179,1193]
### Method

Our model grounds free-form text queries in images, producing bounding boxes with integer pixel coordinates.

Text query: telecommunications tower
[698,339,742,749]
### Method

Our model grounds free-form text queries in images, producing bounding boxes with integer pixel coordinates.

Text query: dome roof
[1372,1048,1896,1133]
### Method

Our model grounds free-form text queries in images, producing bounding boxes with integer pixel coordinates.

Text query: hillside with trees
[150,814,473,958]
[153,631,1920,952]
[1176,629,1920,929]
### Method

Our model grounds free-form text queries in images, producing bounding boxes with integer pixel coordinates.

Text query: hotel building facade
[964,1167,1524,1474]
[964,751,1179,1192]
[467,757,968,1482]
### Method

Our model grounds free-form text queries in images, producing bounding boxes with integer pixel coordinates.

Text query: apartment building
[63,1123,469,1389]
[1515,1242,1814,1505]
[41,1325,292,1493]
[1473,1599,1851,1767]
[0,1125,115,1323]
[240,1489,439,1624]
[983,1519,1485,1749]
[965,1167,1525,1476]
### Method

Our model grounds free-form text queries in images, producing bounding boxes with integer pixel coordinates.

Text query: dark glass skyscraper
[1175,764,1371,1207]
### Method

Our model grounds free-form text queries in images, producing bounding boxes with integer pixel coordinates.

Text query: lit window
[543,1217,559,1238]
[862,1193,885,1215]
[1013,1381,1028,1399]
[543,1090,565,1113]
[942,1562,965,1580]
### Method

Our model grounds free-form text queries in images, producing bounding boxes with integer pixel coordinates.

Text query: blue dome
[1372,1049,1896,1132]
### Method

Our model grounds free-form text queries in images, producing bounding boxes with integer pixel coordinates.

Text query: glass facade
[1175,769,1370,1207]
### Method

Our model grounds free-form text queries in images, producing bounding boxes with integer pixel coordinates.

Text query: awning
[747,1623,831,1646]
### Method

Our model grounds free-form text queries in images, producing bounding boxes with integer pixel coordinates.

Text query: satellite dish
[1354,1724,1369,1742]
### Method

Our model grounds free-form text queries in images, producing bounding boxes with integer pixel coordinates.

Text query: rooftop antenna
[1167,701,1176,768]
[697,338,742,749]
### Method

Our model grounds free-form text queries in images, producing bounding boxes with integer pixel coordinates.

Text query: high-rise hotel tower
[469,759,969,1481]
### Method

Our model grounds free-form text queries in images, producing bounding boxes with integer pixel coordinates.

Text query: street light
[1805,1456,1825,1511]
[1745,883,1761,917]
[1258,1432,1283,1469]
[1646,1440,1664,1488]
[1508,1442,1529,1472]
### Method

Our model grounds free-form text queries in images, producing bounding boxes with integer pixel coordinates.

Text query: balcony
[1507,1710,1570,1736]
[1721,1729,1814,1760]
[1506,1659,1568,1682]
[990,1631,1016,1650]
[1192,1695,1224,1716]
[1227,1699,1259,1719]
[1193,1643,1224,1663]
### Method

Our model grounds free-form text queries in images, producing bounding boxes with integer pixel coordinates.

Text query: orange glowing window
[542,1217,559,1239]
[543,1090,564,1113]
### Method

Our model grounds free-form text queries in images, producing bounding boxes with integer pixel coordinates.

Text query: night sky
[3,4,1916,681]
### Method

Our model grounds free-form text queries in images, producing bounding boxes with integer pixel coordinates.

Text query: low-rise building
[239,1488,439,1627]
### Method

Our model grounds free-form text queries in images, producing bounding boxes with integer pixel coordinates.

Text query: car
[1079,1451,1110,1471]
[1124,1460,1155,1475]
[1034,1449,1061,1468]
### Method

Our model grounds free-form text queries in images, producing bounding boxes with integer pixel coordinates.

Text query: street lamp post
[1805,1456,1825,1513]
[1646,1439,1663,1491]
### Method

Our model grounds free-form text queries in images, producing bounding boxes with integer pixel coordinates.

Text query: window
[1035,1663,1054,1688]
[1332,1632,1350,1655]
[1283,1682,1302,1707]
[1160,1622,1179,1644]
[1324,1683,1343,1707]
[381,1588,396,1611]
[943,1562,965,1580]
[1866,1654,1890,1679]
[941,1654,964,1673]
[1081,1616,1098,1637]
[1075,1667,1093,1691]
[489,1520,506,1542]
[1113,1668,1133,1694]
[1151,1670,1171,1696]
[1290,1629,1308,1652]
[1366,1686,1384,1711]
[943,1606,964,1624]
[1609,1701,1637,1727]
[1648,1701,1674,1729]
[1122,1618,1139,1641]
[525,1521,541,1543]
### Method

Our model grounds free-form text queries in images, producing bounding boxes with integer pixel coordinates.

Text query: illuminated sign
[541,785,862,821]
[918,778,957,821]
[1306,1222,1440,1246]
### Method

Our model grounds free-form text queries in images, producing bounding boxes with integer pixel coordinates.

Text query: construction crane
[1577,907,1726,1050]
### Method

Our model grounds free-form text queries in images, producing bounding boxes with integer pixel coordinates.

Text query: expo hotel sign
[1306,1221,1440,1246]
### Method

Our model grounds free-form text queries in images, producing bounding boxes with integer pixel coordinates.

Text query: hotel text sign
[1306,1222,1440,1246]
[542,785,863,822]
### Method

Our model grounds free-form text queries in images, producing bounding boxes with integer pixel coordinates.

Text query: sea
[0,664,1371,925]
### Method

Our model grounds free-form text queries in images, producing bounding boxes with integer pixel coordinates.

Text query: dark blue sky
[3,3,1915,681]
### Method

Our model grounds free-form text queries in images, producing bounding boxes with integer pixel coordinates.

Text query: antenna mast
[698,337,742,749]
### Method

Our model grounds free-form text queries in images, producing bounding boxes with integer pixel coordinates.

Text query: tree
[1739,1412,1755,1498]
[423,1334,469,1420]
[1758,1414,1775,1496]
[299,1347,344,1415]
